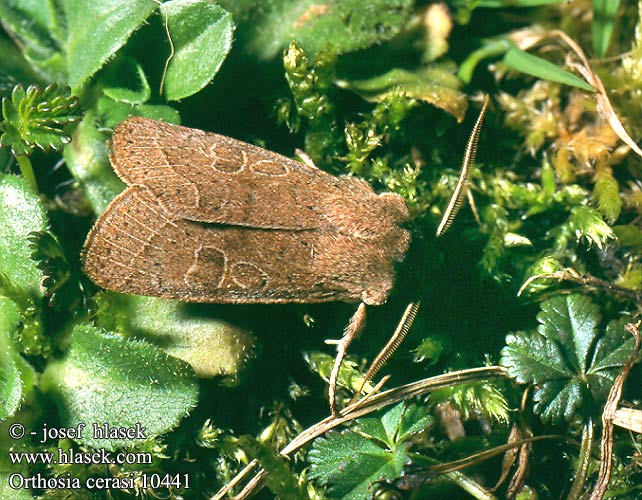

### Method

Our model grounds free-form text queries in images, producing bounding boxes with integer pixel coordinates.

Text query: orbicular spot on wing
[184,245,226,291]
[249,159,289,176]
[230,262,268,290]
[208,143,246,173]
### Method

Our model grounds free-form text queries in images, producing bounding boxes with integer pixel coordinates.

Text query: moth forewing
[83,117,410,306]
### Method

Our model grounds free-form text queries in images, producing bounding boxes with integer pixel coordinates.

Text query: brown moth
[83,117,412,414]
[82,117,411,307]
[83,101,490,413]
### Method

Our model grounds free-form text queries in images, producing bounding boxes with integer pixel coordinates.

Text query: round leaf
[63,0,157,91]
[42,324,198,451]
[161,0,234,101]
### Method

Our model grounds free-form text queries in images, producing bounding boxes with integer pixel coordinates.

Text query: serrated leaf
[28,231,84,312]
[0,174,47,300]
[358,403,406,446]
[502,295,636,423]
[396,404,433,442]
[161,0,234,101]
[590,317,637,372]
[0,83,81,155]
[355,403,431,447]
[503,47,596,92]
[534,379,583,422]
[309,430,409,500]
[41,324,198,451]
[62,0,157,91]
[537,294,600,374]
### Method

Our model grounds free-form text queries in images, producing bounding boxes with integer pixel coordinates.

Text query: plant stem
[567,417,594,500]
[16,154,38,192]
[446,470,498,500]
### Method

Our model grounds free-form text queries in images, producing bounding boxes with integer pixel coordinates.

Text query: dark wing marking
[83,187,408,305]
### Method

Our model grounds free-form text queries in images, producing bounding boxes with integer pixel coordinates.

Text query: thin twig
[589,323,641,500]
[211,366,507,500]
[518,269,642,304]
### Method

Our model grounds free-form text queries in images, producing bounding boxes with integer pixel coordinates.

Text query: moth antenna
[436,94,490,237]
[348,302,420,407]
[329,302,367,416]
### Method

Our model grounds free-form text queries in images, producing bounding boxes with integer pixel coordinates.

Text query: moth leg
[327,302,367,416]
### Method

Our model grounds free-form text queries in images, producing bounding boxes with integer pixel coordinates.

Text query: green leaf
[593,168,621,223]
[161,0,234,101]
[0,83,81,156]
[477,0,565,5]
[569,205,616,249]
[63,110,126,214]
[535,379,583,423]
[96,95,181,130]
[0,0,66,80]
[395,404,433,442]
[0,474,33,500]
[358,403,406,446]
[294,0,413,57]
[538,293,600,374]
[501,295,635,422]
[0,174,47,300]
[0,296,34,420]
[309,403,424,499]
[503,47,596,92]
[593,0,620,57]
[613,224,642,249]
[501,333,570,385]
[239,436,309,500]
[102,56,151,105]
[458,39,511,84]
[28,231,84,312]
[341,68,467,122]
[590,317,637,372]
[41,324,198,451]
[62,0,157,91]
[305,351,373,396]
[309,430,410,499]
[227,0,413,60]
[101,294,255,379]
